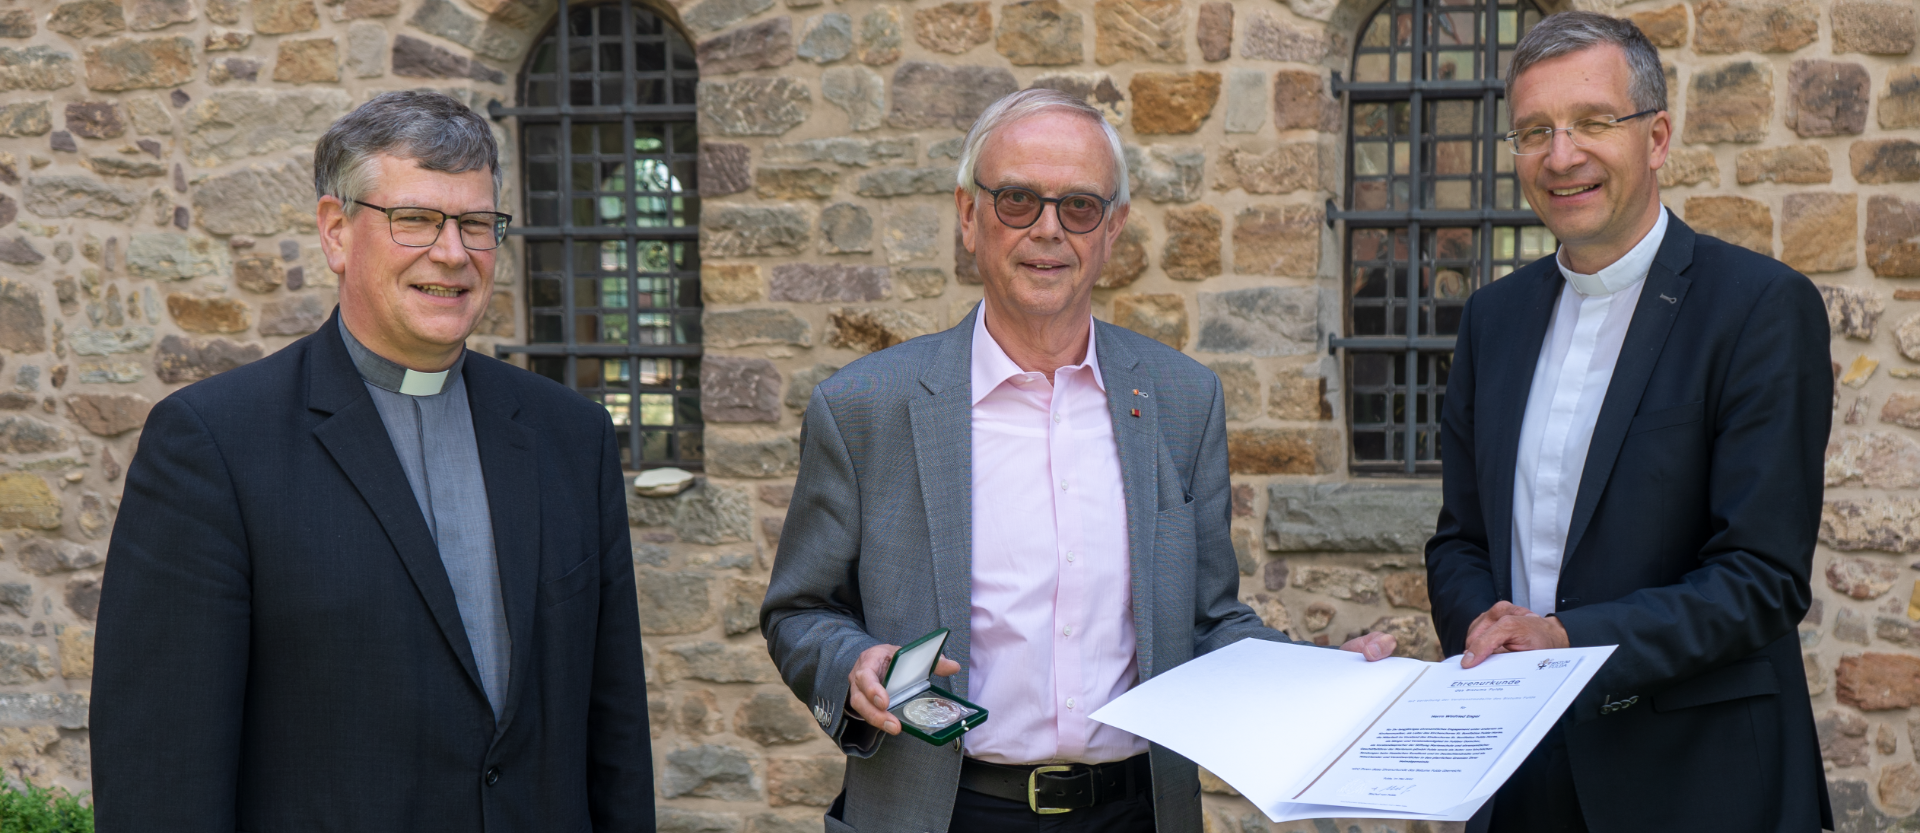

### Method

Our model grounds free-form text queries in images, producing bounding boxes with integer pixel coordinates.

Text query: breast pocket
[1627,400,1705,437]
[541,556,599,608]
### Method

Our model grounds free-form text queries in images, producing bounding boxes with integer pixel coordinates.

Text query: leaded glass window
[1331,0,1553,474]
[496,0,703,469]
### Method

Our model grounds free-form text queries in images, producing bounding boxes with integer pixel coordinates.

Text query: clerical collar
[338,317,463,396]
[1556,206,1670,297]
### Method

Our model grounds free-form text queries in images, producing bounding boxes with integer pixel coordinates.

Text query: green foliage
[0,779,92,833]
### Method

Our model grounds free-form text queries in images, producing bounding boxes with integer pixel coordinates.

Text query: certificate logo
[1537,658,1570,669]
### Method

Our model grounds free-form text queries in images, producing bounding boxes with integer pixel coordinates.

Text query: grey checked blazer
[761,305,1288,833]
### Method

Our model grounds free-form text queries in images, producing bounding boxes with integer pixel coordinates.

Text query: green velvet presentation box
[883,628,989,745]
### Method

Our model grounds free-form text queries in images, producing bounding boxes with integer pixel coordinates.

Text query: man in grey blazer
[762,89,1394,833]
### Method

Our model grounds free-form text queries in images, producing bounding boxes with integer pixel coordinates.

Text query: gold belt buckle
[1027,764,1074,815]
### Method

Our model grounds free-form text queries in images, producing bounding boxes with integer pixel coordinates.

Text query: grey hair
[1506,11,1668,116]
[313,90,501,215]
[956,88,1130,207]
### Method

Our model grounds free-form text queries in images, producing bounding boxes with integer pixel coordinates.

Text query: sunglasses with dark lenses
[973,179,1114,235]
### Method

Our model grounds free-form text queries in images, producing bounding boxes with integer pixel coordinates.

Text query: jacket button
[485,767,501,787]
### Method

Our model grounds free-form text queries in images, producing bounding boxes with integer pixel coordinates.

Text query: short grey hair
[957,88,1130,207]
[314,90,500,216]
[1506,11,1668,117]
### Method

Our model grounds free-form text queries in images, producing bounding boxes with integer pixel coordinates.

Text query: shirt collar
[1555,206,1670,297]
[968,303,1105,407]
[338,316,463,397]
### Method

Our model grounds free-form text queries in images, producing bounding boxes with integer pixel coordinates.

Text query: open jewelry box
[882,628,990,745]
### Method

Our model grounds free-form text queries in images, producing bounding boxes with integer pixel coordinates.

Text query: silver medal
[903,696,969,729]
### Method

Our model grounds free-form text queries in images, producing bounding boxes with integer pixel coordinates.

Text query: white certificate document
[1089,639,1614,823]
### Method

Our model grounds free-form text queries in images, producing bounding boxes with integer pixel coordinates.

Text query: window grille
[1330,0,1553,474]
[492,0,703,469]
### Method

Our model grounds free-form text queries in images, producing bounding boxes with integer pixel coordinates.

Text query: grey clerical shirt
[340,318,510,719]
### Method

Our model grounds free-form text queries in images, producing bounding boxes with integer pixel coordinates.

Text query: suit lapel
[306,313,486,700]
[1562,220,1697,566]
[1483,265,1563,600]
[464,360,541,737]
[1092,323,1160,680]
[909,307,977,695]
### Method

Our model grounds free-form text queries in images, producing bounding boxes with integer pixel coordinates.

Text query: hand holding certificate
[1089,639,1614,823]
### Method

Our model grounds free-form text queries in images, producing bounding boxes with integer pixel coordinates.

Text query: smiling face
[319,153,498,371]
[1509,43,1671,272]
[956,110,1129,326]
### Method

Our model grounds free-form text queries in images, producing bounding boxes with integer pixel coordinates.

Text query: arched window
[497,0,703,469]
[1330,0,1554,474]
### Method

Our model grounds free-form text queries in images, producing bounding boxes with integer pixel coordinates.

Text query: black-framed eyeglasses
[1504,109,1659,156]
[353,200,513,250]
[972,179,1115,235]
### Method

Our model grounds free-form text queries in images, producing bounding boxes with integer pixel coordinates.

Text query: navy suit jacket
[1426,216,1832,832]
[91,310,653,833]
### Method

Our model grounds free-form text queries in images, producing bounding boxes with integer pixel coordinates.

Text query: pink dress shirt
[963,307,1146,765]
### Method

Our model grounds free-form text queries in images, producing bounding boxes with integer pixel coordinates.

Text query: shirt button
[1063,625,1073,637]
[1066,698,1076,710]
[1065,551,1075,563]
[484,767,500,787]
[1059,480,1068,492]
[1052,413,1062,424]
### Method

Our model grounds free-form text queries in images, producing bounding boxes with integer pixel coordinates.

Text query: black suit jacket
[1426,217,1832,832]
[91,311,653,833]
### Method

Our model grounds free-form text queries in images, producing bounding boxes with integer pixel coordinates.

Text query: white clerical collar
[338,316,461,397]
[1555,206,1670,297]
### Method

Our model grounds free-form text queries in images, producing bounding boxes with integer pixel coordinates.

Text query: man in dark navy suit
[91,91,654,833]
[1425,12,1831,833]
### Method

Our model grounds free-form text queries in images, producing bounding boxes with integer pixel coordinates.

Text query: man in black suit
[91,91,654,832]
[1425,12,1831,833]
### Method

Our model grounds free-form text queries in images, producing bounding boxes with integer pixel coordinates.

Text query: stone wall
[0,0,1910,828]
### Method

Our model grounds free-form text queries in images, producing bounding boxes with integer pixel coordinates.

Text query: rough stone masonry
[0,0,1912,828]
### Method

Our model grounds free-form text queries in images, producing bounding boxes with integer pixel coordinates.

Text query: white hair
[955,88,1130,207]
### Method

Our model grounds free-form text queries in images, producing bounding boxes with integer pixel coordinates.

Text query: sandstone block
[1231,204,1322,276]
[253,0,317,33]
[826,306,935,353]
[1780,192,1856,274]
[1208,360,1257,421]
[1628,5,1689,48]
[1828,432,1920,489]
[1095,223,1147,288]
[765,137,915,168]
[704,309,812,348]
[699,77,811,136]
[703,205,810,257]
[722,577,767,636]
[57,627,91,679]
[48,0,126,38]
[1273,69,1338,132]
[1290,564,1380,602]
[1658,146,1720,188]
[1882,763,1920,816]
[1227,426,1339,474]
[854,166,956,197]
[819,203,873,254]
[65,393,149,436]
[1197,285,1317,355]
[167,293,251,334]
[798,12,853,62]
[193,161,310,236]
[1222,69,1265,133]
[1819,709,1871,765]
[1832,0,1916,54]
[1125,144,1203,204]
[1818,285,1884,340]
[64,102,122,140]
[1130,71,1220,134]
[702,263,764,304]
[1787,59,1869,137]
[699,142,752,197]
[390,34,504,83]
[180,89,352,167]
[886,62,1017,130]
[883,204,940,265]
[1868,195,1920,278]
[914,3,991,53]
[1242,11,1325,62]
[684,0,773,34]
[1838,652,1920,710]
[1884,391,1920,427]
[767,756,845,807]
[234,254,287,293]
[1822,498,1920,553]
[1265,482,1444,552]
[821,66,885,131]
[1828,556,1901,598]
[755,166,837,201]
[635,569,715,635]
[698,18,794,75]
[1693,0,1818,53]
[996,0,1081,66]
[894,267,945,300]
[0,474,59,529]
[1683,195,1771,256]
[1269,374,1329,420]
[1383,571,1430,611]
[1684,61,1771,144]
[25,175,140,220]
[1197,2,1232,61]
[1028,72,1128,125]
[705,431,801,478]
[1162,204,1221,280]
[83,37,192,91]
[1111,293,1185,349]
[407,0,476,46]
[1214,143,1317,194]
[0,47,77,92]
[0,102,49,138]
[257,294,326,336]
[1735,144,1830,184]
[1093,0,1184,65]
[783,363,840,411]
[735,691,816,746]
[770,264,889,302]
[128,233,223,279]
[1883,66,1920,129]
[1852,139,1920,185]
[347,24,384,77]
[0,280,45,352]
[153,334,263,383]
[662,744,760,800]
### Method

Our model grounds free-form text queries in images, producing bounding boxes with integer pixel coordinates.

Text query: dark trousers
[1481,723,1589,833]
[948,784,1156,833]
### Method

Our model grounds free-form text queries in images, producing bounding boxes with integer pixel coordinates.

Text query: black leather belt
[958,754,1151,814]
